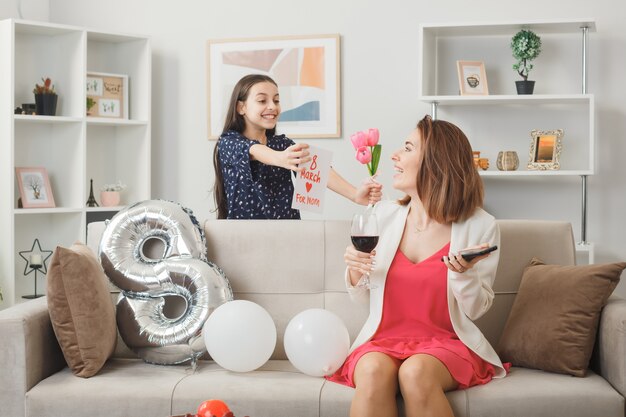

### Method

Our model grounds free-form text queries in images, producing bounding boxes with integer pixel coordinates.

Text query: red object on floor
[197,399,231,417]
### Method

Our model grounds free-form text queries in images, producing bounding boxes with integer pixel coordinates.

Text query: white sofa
[1,219,624,417]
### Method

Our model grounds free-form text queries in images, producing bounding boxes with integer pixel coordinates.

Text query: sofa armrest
[0,297,66,417]
[597,295,626,397]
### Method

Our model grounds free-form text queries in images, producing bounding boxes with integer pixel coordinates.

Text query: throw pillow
[497,257,625,377]
[47,242,117,377]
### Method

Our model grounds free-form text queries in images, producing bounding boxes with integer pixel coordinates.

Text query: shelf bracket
[579,174,588,245]
[579,26,589,246]
[581,25,588,94]
[431,102,439,120]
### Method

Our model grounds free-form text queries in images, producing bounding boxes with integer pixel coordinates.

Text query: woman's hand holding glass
[345,245,377,287]
[347,212,379,289]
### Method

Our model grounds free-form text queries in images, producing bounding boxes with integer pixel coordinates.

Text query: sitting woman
[327,115,508,417]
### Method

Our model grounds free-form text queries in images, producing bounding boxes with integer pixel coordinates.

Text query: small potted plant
[511,29,542,94]
[100,181,126,207]
[33,77,58,115]
[86,97,96,116]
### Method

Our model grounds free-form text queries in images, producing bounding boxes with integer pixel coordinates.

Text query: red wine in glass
[351,212,379,289]
[351,236,379,253]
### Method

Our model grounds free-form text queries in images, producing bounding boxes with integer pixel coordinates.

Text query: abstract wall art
[207,34,340,139]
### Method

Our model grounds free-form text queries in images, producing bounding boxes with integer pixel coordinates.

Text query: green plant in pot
[86,97,96,116]
[511,29,542,94]
[33,77,58,116]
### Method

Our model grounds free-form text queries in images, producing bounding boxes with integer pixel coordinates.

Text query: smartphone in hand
[459,245,498,261]
[441,245,498,262]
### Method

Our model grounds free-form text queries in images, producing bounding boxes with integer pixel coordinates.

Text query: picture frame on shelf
[456,60,489,96]
[15,167,56,208]
[207,34,341,139]
[527,129,564,170]
[86,72,129,119]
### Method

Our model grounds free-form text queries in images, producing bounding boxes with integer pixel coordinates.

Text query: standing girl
[213,74,382,219]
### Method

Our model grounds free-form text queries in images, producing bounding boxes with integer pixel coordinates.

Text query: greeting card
[291,146,332,214]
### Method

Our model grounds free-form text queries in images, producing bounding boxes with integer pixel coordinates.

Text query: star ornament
[19,238,53,276]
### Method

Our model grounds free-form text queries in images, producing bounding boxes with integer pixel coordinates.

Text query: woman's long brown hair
[399,115,483,223]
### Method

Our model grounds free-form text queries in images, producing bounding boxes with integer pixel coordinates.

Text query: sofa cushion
[466,367,624,417]
[497,258,625,376]
[171,361,326,417]
[47,242,117,377]
[25,359,185,417]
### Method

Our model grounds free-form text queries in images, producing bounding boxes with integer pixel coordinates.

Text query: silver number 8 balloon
[99,200,233,365]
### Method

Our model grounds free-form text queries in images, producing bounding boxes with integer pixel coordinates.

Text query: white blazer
[346,200,506,378]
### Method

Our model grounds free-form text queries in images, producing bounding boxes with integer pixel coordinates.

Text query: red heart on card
[306,182,313,192]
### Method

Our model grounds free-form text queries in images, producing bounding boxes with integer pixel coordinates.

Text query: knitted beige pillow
[497,258,625,377]
[47,242,116,377]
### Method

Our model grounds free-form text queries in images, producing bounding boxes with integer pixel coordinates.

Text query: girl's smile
[238,81,281,140]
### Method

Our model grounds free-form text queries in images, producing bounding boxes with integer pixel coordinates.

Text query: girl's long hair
[213,74,278,219]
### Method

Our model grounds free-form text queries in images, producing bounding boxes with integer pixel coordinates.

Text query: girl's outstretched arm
[249,143,311,172]
[328,169,383,205]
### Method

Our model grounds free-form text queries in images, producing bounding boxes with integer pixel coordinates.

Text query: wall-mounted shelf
[419,18,596,264]
[420,94,591,105]
[0,18,151,308]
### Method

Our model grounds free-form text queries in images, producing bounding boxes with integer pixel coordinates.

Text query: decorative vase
[497,151,520,171]
[34,94,58,116]
[515,80,535,95]
[472,151,481,169]
[100,191,120,207]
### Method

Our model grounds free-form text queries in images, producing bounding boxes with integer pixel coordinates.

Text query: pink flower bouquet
[351,128,382,176]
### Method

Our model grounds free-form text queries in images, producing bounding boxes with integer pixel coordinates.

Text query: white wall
[49,0,626,296]
[0,0,49,21]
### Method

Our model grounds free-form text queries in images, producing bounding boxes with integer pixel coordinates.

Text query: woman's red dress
[327,243,507,389]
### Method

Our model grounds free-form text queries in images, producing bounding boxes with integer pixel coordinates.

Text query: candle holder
[23,264,44,299]
[18,238,53,299]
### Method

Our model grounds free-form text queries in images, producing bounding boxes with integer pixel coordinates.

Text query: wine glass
[350,211,379,289]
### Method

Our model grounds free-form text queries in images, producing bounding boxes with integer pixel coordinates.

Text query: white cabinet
[418,19,596,263]
[0,19,151,308]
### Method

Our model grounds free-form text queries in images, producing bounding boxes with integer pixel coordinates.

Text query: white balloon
[284,309,350,377]
[203,300,276,372]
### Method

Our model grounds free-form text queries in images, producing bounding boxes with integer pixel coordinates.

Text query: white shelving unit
[0,19,151,308]
[419,19,596,264]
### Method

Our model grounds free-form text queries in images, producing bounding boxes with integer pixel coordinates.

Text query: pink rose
[366,128,379,146]
[350,131,368,150]
[356,146,372,164]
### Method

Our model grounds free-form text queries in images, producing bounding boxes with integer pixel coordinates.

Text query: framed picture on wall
[456,61,489,96]
[86,72,129,119]
[15,167,55,208]
[527,129,564,170]
[207,34,341,139]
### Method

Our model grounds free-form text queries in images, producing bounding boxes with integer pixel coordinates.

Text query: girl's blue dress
[217,130,300,219]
